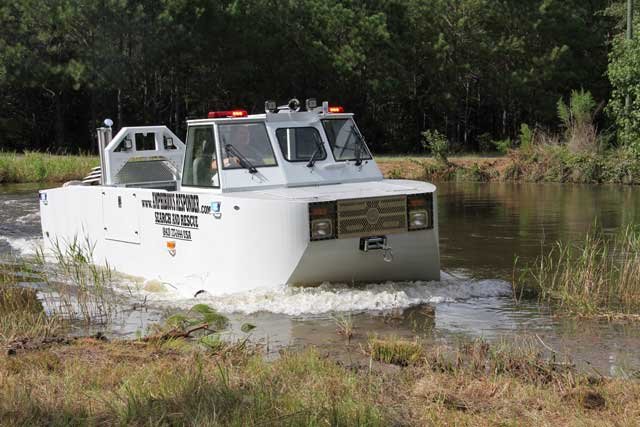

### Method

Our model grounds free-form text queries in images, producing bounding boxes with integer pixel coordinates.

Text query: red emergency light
[328,106,344,113]
[207,110,248,118]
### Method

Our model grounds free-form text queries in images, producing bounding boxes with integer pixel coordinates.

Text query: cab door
[181,125,221,190]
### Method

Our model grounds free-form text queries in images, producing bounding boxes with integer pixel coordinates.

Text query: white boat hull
[39,180,440,296]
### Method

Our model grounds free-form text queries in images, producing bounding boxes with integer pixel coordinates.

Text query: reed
[331,313,355,343]
[0,152,98,183]
[34,237,120,325]
[519,226,640,317]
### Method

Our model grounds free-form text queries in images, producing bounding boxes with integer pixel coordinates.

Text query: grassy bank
[0,152,98,184]
[1,144,639,186]
[377,145,640,185]
[1,333,639,425]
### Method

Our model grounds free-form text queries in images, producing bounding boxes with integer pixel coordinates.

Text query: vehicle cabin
[94,99,381,193]
[180,100,382,193]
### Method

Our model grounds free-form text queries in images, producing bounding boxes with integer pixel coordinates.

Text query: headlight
[311,219,333,239]
[309,201,337,241]
[407,193,433,231]
[409,210,428,229]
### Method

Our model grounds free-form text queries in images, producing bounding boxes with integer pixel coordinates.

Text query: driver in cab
[212,124,271,171]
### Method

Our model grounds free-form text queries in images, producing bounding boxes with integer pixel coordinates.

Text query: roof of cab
[186,111,353,126]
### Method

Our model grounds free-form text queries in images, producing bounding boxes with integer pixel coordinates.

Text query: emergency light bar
[207,110,248,118]
[328,106,344,113]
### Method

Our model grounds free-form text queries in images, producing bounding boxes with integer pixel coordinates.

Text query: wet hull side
[39,184,439,296]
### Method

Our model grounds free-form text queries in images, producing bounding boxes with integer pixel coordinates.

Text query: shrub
[387,167,404,179]
[456,163,491,182]
[422,129,450,165]
[519,123,533,151]
[557,89,598,152]
[494,138,512,154]
[607,36,640,153]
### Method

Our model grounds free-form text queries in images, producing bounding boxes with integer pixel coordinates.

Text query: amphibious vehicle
[39,99,440,296]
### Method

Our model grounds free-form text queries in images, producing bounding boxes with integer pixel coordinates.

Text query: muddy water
[2,182,640,375]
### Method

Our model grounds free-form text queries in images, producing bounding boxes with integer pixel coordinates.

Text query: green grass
[368,336,423,366]
[0,263,65,343]
[517,226,640,317]
[0,152,98,184]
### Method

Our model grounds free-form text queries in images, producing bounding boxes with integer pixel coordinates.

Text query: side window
[182,126,220,188]
[322,119,372,161]
[135,133,156,151]
[276,127,326,162]
[219,123,277,169]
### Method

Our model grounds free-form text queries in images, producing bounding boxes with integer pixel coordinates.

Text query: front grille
[337,196,407,238]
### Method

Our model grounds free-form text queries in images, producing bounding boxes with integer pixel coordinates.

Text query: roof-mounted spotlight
[104,118,114,128]
[265,100,277,113]
[288,98,301,112]
[305,98,318,111]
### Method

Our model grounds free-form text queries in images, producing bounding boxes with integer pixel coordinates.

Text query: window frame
[181,124,221,189]
[219,122,279,170]
[275,126,328,163]
[321,118,373,163]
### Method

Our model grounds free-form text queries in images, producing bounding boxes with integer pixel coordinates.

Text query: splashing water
[141,274,512,316]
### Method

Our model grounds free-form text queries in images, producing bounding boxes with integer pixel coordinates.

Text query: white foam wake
[1,237,42,256]
[15,211,40,224]
[142,275,513,316]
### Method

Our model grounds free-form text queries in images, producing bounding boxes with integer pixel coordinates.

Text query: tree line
[0,0,634,154]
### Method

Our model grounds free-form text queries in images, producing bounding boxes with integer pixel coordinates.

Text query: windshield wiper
[307,133,325,168]
[225,144,258,174]
[351,127,365,166]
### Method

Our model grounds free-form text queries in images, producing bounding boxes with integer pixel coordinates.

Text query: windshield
[321,119,372,162]
[276,127,327,162]
[219,123,277,169]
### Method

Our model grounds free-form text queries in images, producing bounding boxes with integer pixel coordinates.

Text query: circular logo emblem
[366,208,380,224]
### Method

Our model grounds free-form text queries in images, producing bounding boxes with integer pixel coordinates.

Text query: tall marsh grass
[0,264,64,343]
[34,237,120,325]
[0,152,98,183]
[520,226,640,316]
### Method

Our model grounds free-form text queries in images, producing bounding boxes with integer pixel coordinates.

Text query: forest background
[1,0,638,156]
